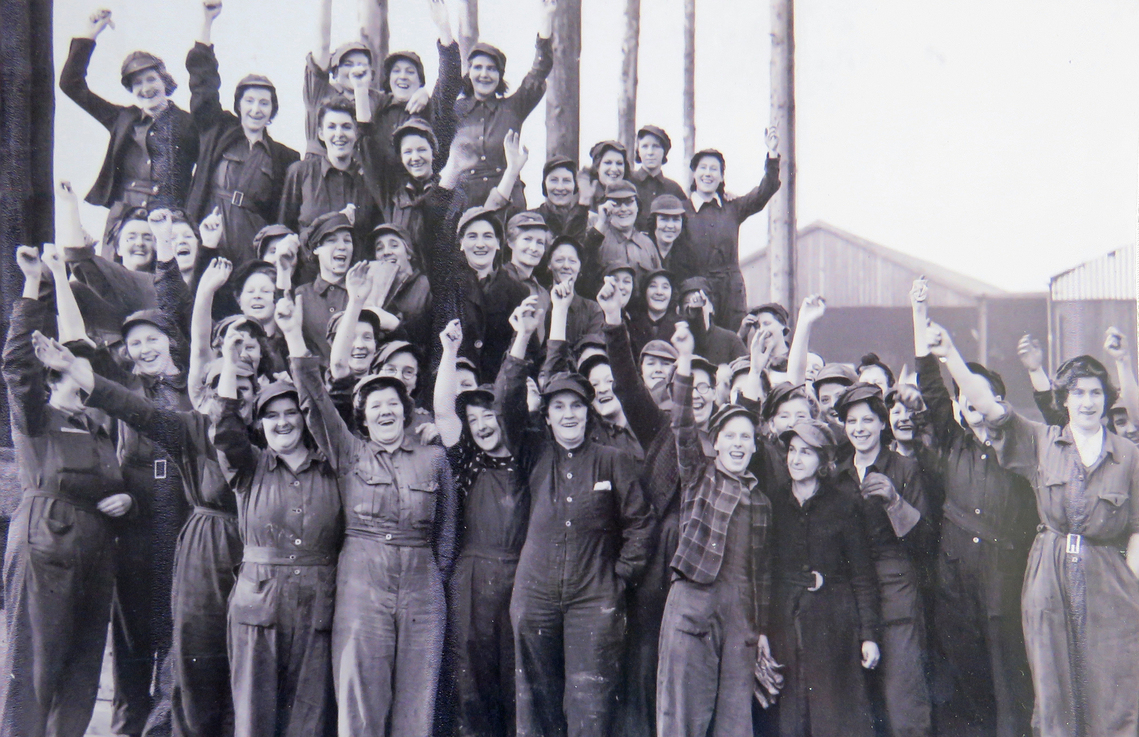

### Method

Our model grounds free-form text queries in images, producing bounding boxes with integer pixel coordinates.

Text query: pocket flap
[230,574,277,627]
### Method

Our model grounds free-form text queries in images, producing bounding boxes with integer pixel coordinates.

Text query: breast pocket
[580,478,616,525]
[351,466,397,524]
[408,480,439,529]
[230,570,278,628]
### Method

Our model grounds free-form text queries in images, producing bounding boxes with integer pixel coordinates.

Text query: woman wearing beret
[931,322,1139,737]
[536,156,591,246]
[453,0,558,212]
[768,419,881,737]
[186,1,299,267]
[631,126,686,230]
[60,9,199,241]
[685,128,781,331]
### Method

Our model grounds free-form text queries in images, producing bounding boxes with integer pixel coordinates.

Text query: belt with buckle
[215,188,248,208]
[778,570,827,591]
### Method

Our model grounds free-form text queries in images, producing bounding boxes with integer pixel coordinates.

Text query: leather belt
[214,187,252,209]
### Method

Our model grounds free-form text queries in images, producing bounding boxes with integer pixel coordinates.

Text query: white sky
[53,0,1139,293]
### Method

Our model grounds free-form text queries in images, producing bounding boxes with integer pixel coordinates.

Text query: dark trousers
[0,497,114,737]
[450,554,518,737]
[656,577,757,737]
[143,511,242,737]
[228,563,336,737]
[872,557,932,737]
[511,576,625,737]
[936,529,1032,737]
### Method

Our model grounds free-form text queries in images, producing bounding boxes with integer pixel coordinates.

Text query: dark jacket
[60,37,198,210]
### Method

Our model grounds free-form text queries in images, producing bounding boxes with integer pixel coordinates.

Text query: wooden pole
[682,0,696,187]
[617,0,641,154]
[359,0,389,71]
[546,0,582,160]
[767,0,796,309]
[458,0,480,73]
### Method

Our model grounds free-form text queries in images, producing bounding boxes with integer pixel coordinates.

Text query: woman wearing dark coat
[769,420,881,737]
[60,9,198,239]
[185,3,299,267]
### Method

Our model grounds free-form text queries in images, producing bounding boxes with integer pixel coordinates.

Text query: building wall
[1051,299,1138,373]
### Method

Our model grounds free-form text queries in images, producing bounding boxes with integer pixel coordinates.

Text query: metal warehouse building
[1048,243,1137,370]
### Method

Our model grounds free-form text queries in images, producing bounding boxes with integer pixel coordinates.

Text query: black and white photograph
[0,0,1137,735]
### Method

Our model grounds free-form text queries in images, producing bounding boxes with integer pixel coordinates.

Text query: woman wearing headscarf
[931,322,1139,737]
[684,128,781,331]
[60,8,198,240]
[452,0,557,211]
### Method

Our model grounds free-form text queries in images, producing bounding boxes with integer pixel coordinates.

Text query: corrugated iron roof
[1050,244,1136,301]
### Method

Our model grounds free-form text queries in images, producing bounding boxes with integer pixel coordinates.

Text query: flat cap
[636,125,672,153]
[812,363,858,388]
[780,419,836,450]
[507,211,548,230]
[834,382,885,419]
[120,51,165,89]
[589,139,628,163]
[708,403,758,435]
[304,211,354,253]
[375,339,418,367]
[603,180,638,201]
[253,380,297,418]
[640,340,678,363]
[689,148,726,171]
[751,302,791,326]
[392,117,437,150]
[467,42,506,74]
[252,224,295,260]
[330,41,373,70]
[370,222,412,245]
[543,156,577,178]
[542,371,594,403]
[761,381,805,421]
[121,309,179,342]
[457,206,504,241]
[650,194,686,216]
[678,276,713,297]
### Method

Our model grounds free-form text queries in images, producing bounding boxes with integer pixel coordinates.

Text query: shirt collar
[690,190,722,210]
[265,446,322,473]
[714,457,758,488]
[312,276,345,296]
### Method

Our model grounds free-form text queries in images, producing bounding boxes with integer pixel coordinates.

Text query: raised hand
[926,322,954,359]
[274,294,304,337]
[32,331,76,372]
[345,261,372,303]
[440,318,463,354]
[199,257,232,295]
[576,169,595,205]
[910,277,929,307]
[798,294,826,326]
[861,471,900,505]
[503,130,529,173]
[751,325,776,370]
[1016,334,1044,372]
[221,323,246,366]
[148,207,174,243]
[671,321,695,358]
[203,0,223,22]
[41,243,66,277]
[551,278,575,312]
[509,295,542,336]
[340,203,357,226]
[764,125,779,156]
[1105,326,1128,362]
[16,246,43,282]
[596,276,622,323]
[84,8,114,39]
[538,0,557,37]
[595,201,614,231]
[862,641,880,670]
[367,259,398,306]
[199,206,224,250]
[274,233,299,272]
[894,382,926,413]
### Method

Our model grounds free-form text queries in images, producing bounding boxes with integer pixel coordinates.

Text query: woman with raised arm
[452,0,557,211]
[280,293,458,736]
[60,8,198,238]
[0,245,131,737]
[684,128,781,331]
[930,320,1139,737]
[185,0,299,266]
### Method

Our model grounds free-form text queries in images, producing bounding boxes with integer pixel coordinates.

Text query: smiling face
[238,86,275,134]
[460,220,500,273]
[388,58,422,100]
[334,50,374,89]
[715,415,757,476]
[171,221,199,273]
[654,213,683,245]
[588,363,622,420]
[772,396,813,436]
[607,270,634,308]
[125,323,175,377]
[597,150,626,187]
[693,155,724,195]
[545,167,576,207]
[465,403,504,453]
[364,386,406,445]
[511,227,548,271]
[238,272,276,323]
[117,219,155,271]
[379,350,419,395]
[260,395,304,454]
[816,382,846,423]
[349,322,377,375]
[400,133,434,181]
[548,243,581,284]
[315,230,353,280]
[692,368,715,425]
[374,233,412,272]
[130,68,169,113]
[640,354,674,389]
[546,390,589,449]
[786,435,821,482]
[318,109,358,159]
[889,401,914,444]
[468,54,501,99]
[637,134,665,171]
[844,401,884,456]
[645,275,673,315]
[1065,377,1107,434]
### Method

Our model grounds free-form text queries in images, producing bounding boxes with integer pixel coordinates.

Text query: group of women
[1,1,1138,736]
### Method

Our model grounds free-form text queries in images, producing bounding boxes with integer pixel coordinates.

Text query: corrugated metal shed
[1049,244,1135,301]
[741,221,1007,308]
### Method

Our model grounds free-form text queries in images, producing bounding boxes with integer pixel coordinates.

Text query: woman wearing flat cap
[61,8,199,241]
[768,419,881,737]
[185,1,299,267]
[452,0,558,212]
[499,296,652,737]
[656,320,773,737]
[685,127,782,331]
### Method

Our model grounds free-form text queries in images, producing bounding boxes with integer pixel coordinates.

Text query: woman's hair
[460,52,509,97]
[837,394,889,425]
[168,210,201,243]
[589,143,633,184]
[687,151,727,196]
[353,378,415,434]
[106,207,151,257]
[234,84,280,121]
[1054,355,1118,413]
[648,212,686,237]
[764,384,821,422]
[856,352,896,387]
[316,94,357,132]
